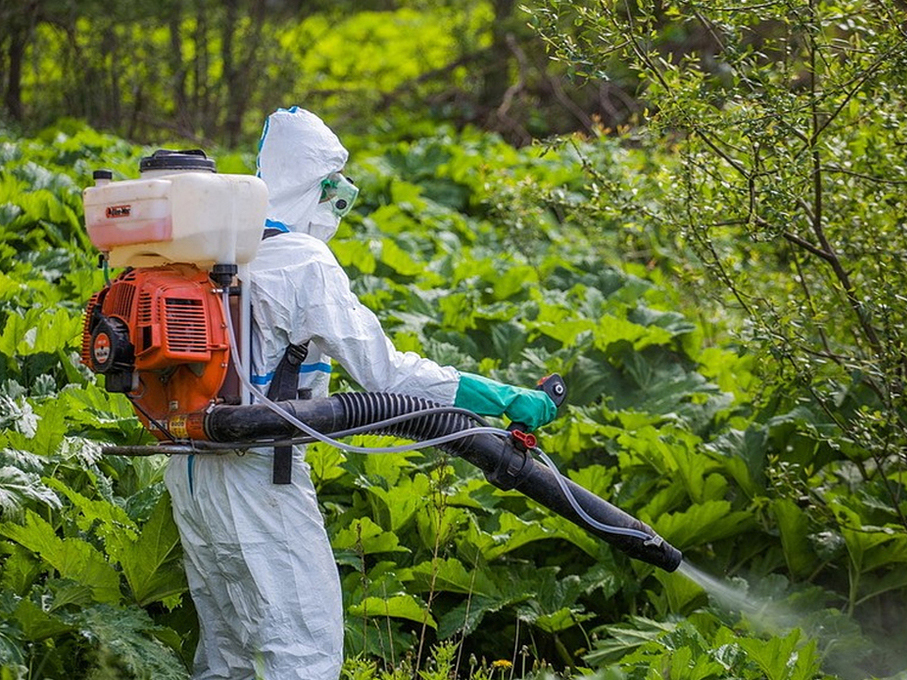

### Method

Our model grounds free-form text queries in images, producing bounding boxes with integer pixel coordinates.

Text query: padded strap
[266,342,309,484]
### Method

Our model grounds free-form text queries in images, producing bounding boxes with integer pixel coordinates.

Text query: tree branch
[779,228,833,261]
[824,166,907,185]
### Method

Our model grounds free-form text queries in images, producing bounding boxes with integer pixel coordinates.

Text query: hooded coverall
[164,107,556,680]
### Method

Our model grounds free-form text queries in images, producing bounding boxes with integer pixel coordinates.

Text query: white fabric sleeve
[251,233,460,405]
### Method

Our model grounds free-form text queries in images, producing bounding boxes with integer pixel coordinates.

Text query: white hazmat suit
[165,107,556,680]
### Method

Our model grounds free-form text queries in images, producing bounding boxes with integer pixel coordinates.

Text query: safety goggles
[319,172,359,218]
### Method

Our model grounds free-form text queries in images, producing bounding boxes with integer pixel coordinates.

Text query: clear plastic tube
[222,289,657,543]
[203,405,491,449]
[535,449,659,544]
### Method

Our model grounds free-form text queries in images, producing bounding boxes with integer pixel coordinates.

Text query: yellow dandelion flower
[491,659,513,669]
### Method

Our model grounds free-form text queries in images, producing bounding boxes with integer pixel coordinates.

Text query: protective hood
[257,107,349,241]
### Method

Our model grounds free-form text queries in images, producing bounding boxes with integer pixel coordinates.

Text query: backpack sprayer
[79,150,682,573]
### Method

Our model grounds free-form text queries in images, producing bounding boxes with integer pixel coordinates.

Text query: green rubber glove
[454,372,558,431]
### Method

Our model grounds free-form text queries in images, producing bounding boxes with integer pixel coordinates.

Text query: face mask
[319,173,359,218]
[307,201,342,242]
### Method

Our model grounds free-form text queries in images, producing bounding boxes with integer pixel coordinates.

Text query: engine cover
[82,264,231,439]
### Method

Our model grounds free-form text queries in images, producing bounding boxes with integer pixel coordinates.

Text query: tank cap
[139,149,216,174]
[93,169,113,180]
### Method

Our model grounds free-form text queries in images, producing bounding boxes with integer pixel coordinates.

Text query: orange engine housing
[81,264,232,439]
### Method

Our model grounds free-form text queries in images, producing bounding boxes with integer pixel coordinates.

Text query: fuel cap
[140,149,216,174]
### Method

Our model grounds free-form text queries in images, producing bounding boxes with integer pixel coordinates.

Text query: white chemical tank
[83,149,268,268]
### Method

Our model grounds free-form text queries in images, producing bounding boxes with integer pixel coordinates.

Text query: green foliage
[527,0,907,505]
[2,115,905,679]
[525,2,907,674]
[587,616,829,680]
[0,125,188,678]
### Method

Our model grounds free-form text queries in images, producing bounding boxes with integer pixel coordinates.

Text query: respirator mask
[320,172,358,217]
[308,172,358,241]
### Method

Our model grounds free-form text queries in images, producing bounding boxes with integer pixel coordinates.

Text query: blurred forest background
[1,1,907,679]
[0,0,643,146]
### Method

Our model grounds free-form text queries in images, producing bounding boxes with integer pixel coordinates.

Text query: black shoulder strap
[265,342,309,484]
[266,343,309,401]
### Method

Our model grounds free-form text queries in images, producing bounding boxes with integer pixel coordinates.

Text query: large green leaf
[407,557,499,598]
[112,493,186,607]
[0,308,81,357]
[651,500,755,551]
[831,502,907,574]
[436,594,517,639]
[333,517,409,555]
[458,512,555,562]
[736,629,821,680]
[47,478,137,543]
[379,238,426,278]
[363,472,431,533]
[74,604,189,680]
[12,598,73,642]
[0,545,41,596]
[0,510,121,604]
[584,617,677,666]
[772,499,815,579]
[349,594,436,630]
[0,465,61,516]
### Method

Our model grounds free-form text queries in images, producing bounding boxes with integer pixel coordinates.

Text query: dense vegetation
[1,1,906,679]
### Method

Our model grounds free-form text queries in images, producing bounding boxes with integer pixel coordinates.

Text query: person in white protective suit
[164,107,557,680]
